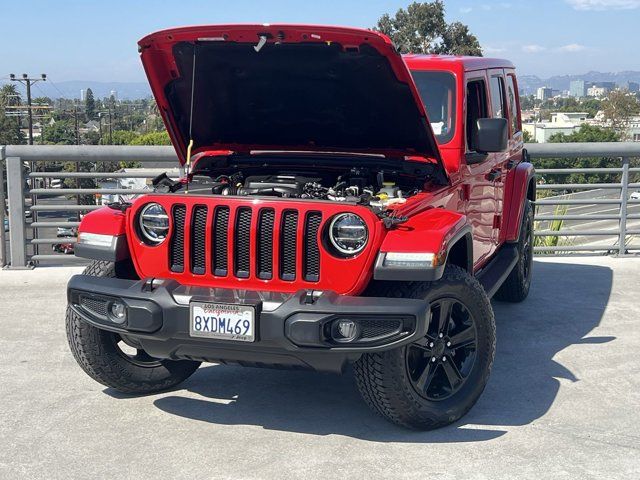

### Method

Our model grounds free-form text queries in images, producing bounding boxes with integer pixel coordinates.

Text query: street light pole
[9,73,47,145]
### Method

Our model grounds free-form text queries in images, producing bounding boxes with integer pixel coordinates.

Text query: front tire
[354,266,495,430]
[66,261,201,394]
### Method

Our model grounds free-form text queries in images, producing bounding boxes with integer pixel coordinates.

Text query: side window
[466,79,489,151]
[489,75,506,119]
[506,74,520,135]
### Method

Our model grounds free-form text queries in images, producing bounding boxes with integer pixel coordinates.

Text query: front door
[464,74,498,267]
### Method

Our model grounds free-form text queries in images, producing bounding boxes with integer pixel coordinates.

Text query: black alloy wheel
[405,297,478,401]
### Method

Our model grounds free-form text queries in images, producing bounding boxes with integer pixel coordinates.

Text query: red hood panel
[138,24,443,169]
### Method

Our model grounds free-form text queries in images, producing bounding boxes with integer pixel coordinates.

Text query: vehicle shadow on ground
[115,261,614,442]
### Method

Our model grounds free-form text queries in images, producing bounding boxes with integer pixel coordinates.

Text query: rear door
[487,69,511,244]
[500,71,525,243]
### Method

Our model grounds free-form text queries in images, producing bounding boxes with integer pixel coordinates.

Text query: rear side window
[506,75,520,135]
[466,79,488,151]
[489,76,506,119]
[410,71,457,144]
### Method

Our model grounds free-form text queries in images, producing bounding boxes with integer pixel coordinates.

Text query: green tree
[85,88,96,120]
[601,89,640,138]
[129,131,171,145]
[42,119,76,145]
[0,85,25,145]
[522,130,533,143]
[375,1,482,55]
[107,130,139,145]
[520,95,536,111]
[534,125,621,185]
[580,98,602,118]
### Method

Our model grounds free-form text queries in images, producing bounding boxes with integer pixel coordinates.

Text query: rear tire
[66,260,201,394]
[354,266,495,430]
[495,199,534,302]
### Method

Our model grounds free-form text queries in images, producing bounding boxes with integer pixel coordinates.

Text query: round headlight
[329,213,368,256]
[138,203,169,244]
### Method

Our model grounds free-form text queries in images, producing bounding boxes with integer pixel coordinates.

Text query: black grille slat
[190,206,207,275]
[234,207,252,278]
[360,319,403,339]
[303,212,322,282]
[170,205,186,273]
[80,296,109,318]
[280,210,298,281]
[167,203,326,283]
[212,206,230,276]
[257,209,275,280]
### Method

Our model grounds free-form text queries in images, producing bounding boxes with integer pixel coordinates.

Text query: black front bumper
[67,275,430,373]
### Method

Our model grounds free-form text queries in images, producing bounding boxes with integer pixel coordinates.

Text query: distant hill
[519,71,640,95]
[0,80,151,100]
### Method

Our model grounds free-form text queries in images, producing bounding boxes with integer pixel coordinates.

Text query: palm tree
[0,84,21,107]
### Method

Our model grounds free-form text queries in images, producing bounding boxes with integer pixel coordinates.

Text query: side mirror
[474,118,509,153]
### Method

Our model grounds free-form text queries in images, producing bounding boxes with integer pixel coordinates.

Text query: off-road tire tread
[354,266,495,429]
[66,260,200,394]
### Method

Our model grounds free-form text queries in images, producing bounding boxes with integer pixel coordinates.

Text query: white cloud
[566,0,640,10]
[522,44,546,53]
[460,6,473,13]
[556,43,588,52]
[484,46,507,54]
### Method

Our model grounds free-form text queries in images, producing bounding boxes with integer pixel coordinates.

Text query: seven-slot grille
[169,204,323,282]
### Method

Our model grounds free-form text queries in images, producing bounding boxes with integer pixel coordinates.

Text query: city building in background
[523,112,589,143]
[536,87,553,101]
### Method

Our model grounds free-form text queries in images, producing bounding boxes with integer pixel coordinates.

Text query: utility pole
[108,103,113,144]
[73,103,80,145]
[9,73,47,145]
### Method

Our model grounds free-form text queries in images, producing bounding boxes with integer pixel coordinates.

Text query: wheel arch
[504,162,536,242]
[445,228,473,273]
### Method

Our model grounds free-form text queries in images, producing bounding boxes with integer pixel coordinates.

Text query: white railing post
[618,156,629,256]
[6,156,29,268]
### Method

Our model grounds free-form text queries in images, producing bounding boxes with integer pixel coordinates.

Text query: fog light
[334,319,359,342]
[109,301,127,324]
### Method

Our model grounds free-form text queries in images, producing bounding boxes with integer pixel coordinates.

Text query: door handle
[486,169,501,182]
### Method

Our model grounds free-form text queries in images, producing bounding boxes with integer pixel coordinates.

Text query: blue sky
[1,0,638,83]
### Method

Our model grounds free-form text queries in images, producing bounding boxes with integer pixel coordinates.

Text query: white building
[587,86,608,98]
[523,112,589,143]
[536,87,553,101]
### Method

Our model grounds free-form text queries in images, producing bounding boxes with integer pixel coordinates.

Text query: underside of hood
[138,24,444,173]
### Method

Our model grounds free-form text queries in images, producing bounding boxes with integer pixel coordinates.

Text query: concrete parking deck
[1,257,639,479]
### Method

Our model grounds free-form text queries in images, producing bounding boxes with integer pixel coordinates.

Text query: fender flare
[504,161,536,242]
[374,209,472,282]
[75,207,131,262]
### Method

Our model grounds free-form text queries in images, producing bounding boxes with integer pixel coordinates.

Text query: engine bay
[152,155,439,214]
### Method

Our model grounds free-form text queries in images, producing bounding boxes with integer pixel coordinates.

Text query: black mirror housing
[474,118,509,153]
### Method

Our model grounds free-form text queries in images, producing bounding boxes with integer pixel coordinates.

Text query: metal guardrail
[0,143,638,268]
[527,142,640,254]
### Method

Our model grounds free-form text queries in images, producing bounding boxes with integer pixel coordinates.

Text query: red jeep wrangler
[66,25,535,430]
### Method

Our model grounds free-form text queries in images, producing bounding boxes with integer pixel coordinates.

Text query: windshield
[410,71,456,144]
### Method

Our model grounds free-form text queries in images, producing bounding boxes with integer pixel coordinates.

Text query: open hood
[138,24,445,173]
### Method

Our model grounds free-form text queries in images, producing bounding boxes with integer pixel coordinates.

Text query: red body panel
[78,207,126,236]
[503,162,535,242]
[138,24,444,169]
[379,209,469,260]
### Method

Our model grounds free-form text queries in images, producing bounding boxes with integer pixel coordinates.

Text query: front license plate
[189,302,255,342]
